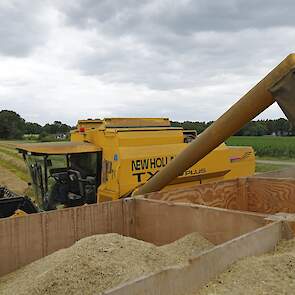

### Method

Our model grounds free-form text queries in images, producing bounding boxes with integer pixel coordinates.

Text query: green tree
[0,110,25,139]
[171,121,209,134]
[25,122,42,134]
[276,118,290,135]
[43,121,71,134]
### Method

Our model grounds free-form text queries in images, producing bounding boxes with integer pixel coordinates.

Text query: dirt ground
[196,238,295,295]
[0,152,27,173]
[0,165,28,194]
[0,232,213,295]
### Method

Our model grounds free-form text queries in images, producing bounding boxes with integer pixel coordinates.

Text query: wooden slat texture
[145,177,295,217]
[144,179,240,209]
[135,199,268,245]
[237,177,249,210]
[75,200,125,240]
[0,214,43,276]
[42,208,76,255]
[122,198,136,238]
[247,177,295,214]
[105,221,285,295]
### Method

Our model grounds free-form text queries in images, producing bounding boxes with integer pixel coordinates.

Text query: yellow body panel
[11,209,27,217]
[17,142,100,155]
[77,119,103,130]
[71,118,255,201]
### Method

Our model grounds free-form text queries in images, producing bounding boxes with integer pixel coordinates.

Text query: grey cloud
[151,1,295,34]
[0,0,293,125]
[0,1,49,56]
[74,27,295,91]
[57,0,148,29]
[54,1,295,90]
[60,0,295,34]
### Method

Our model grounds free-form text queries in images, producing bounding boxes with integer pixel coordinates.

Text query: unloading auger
[134,54,295,195]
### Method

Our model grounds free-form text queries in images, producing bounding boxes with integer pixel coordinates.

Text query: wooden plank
[122,198,136,238]
[42,208,76,255]
[236,177,248,211]
[0,214,43,276]
[247,177,295,214]
[75,199,135,240]
[265,212,295,236]
[145,177,295,217]
[104,221,285,295]
[75,201,124,241]
[144,179,239,210]
[135,199,268,245]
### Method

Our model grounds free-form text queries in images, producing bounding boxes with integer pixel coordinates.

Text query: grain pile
[0,232,213,295]
[196,238,295,295]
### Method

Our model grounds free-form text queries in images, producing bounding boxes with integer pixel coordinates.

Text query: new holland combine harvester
[0,54,295,219]
[14,118,254,212]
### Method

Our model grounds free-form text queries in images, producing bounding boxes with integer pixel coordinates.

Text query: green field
[226,136,295,159]
[255,163,290,173]
[0,141,35,197]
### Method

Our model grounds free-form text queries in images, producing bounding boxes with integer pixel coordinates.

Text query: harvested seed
[196,238,295,295]
[0,232,213,295]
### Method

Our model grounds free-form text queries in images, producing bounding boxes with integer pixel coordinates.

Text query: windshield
[69,153,97,177]
[25,152,99,210]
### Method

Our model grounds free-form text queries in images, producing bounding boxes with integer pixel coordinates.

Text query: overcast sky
[0,0,294,125]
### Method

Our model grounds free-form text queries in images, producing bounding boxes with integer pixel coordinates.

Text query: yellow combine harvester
[16,118,254,210]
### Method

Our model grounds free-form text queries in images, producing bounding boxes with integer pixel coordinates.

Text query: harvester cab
[17,142,102,210]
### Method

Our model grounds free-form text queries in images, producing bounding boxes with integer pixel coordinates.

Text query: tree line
[171,118,295,136]
[0,109,294,140]
[0,110,72,140]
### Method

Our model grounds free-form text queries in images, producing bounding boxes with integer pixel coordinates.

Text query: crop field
[0,141,31,195]
[226,136,295,159]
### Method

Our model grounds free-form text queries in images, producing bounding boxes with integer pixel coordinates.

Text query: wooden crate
[144,177,295,215]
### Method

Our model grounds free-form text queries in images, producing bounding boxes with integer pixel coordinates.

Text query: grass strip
[255,163,289,173]
[0,158,29,182]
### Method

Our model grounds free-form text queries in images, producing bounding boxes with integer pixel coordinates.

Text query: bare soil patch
[0,152,27,173]
[0,165,28,194]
